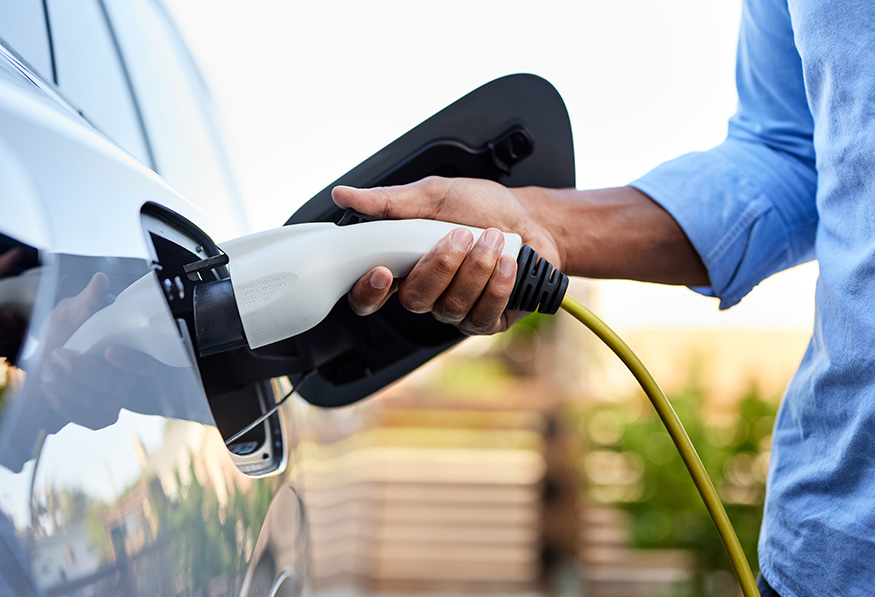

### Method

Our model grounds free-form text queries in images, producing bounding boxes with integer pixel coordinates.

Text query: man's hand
[39,273,160,430]
[332,176,563,336]
[333,177,708,336]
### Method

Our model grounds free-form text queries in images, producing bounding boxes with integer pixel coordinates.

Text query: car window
[0,1,54,83]
[101,0,247,239]
[45,0,151,165]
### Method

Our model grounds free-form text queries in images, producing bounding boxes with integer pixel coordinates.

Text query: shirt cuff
[630,145,795,310]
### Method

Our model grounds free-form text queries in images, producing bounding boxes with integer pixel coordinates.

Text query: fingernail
[499,255,515,277]
[451,228,472,250]
[370,270,390,290]
[484,228,503,250]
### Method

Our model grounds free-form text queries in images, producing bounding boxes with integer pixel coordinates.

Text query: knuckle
[419,176,446,196]
[53,297,73,318]
[460,316,498,336]
[69,302,92,324]
[483,280,513,305]
[433,296,468,324]
[468,250,498,276]
[432,311,460,325]
[433,251,462,276]
[398,285,431,314]
[347,289,371,315]
[348,297,373,316]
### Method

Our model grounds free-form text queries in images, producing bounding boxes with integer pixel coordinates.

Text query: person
[332,0,875,595]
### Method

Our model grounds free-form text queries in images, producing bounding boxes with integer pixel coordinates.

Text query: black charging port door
[284,74,575,407]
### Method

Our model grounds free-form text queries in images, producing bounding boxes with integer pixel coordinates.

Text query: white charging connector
[221,220,522,349]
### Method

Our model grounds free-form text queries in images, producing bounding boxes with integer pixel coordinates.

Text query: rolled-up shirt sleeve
[630,0,819,309]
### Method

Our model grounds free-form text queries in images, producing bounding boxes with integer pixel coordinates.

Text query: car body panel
[101,0,250,238]
[0,13,305,595]
[46,0,151,165]
[0,2,574,595]
[0,2,53,83]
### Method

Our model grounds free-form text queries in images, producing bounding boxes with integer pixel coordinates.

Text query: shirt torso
[761,1,875,595]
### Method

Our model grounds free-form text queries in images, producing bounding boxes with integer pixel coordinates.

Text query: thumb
[331,177,454,221]
[43,272,110,349]
[76,272,112,316]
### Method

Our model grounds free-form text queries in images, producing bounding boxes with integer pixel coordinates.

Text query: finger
[41,363,125,416]
[46,273,112,347]
[397,228,473,313]
[104,346,161,376]
[348,267,396,316]
[42,384,121,430]
[50,348,137,397]
[431,229,504,325]
[72,272,111,315]
[331,176,455,221]
[458,254,518,335]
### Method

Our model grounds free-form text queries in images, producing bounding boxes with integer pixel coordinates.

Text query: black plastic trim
[193,279,247,357]
[41,0,57,85]
[96,0,158,170]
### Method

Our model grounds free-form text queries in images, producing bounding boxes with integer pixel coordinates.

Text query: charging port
[140,203,286,476]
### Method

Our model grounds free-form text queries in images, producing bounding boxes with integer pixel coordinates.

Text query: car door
[0,30,305,597]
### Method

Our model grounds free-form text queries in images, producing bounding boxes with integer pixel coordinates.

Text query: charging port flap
[284,74,575,407]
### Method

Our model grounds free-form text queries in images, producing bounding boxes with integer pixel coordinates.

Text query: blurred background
[165,1,817,595]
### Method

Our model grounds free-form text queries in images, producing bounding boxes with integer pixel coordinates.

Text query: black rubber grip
[507,245,568,314]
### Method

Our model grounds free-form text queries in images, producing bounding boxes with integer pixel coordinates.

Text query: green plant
[583,382,777,596]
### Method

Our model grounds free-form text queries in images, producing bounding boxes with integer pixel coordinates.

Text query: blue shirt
[631,0,875,594]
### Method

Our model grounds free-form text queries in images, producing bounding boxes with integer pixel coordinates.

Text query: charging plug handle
[192,223,569,356]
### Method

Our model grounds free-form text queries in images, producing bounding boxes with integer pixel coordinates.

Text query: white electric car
[0,1,574,594]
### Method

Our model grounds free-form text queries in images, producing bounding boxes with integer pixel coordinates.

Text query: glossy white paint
[0,2,53,82]
[103,0,249,241]
[47,0,150,164]
[0,55,212,258]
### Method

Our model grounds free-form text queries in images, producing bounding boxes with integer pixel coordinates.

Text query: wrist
[514,185,708,286]
[509,185,570,274]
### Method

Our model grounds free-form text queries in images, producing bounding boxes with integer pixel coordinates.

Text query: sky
[165,0,818,332]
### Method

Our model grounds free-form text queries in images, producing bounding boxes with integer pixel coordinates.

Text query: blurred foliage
[578,380,777,597]
[507,312,551,336]
[36,448,275,594]
[147,460,274,594]
[432,312,555,396]
[431,357,514,396]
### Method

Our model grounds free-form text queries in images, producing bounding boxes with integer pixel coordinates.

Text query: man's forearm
[521,185,710,286]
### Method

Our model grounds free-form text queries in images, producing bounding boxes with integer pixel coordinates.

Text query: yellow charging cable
[560,293,760,597]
